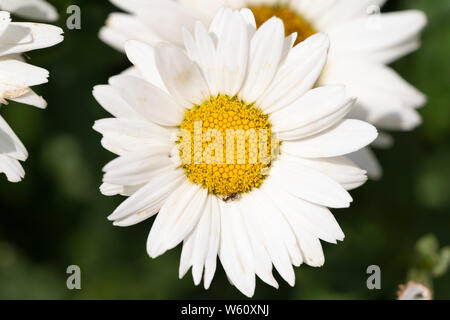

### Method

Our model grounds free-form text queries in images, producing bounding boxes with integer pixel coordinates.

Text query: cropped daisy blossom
[101,0,427,178]
[0,11,63,182]
[94,8,378,296]
[0,0,58,21]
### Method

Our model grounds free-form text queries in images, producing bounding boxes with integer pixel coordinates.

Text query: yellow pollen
[250,5,316,45]
[177,95,277,197]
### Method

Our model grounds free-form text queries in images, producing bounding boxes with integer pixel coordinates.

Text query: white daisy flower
[94,8,377,296]
[0,11,63,182]
[0,0,59,22]
[100,0,427,179]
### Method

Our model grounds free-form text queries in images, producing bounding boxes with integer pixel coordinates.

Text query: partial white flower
[0,11,63,182]
[0,0,59,22]
[397,281,432,300]
[101,0,426,179]
[94,8,377,296]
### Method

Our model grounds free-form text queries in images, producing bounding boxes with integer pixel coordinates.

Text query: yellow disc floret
[177,95,277,198]
[250,5,316,45]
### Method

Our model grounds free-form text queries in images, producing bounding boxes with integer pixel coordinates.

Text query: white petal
[0,125,15,154]
[93,118,172,155]
[322,60,426,131]
[218,201,255,297]
[204,196,221,289]
[239,8,256,32]
[0,0,59,22]
[179,231,195,279]
[260,178,343,244]
[0,22,63,55]
[178,194,221,290]
[0,115,27,161]
[239,17,285,103]
[103,149,175,186]
[191,196,212,285]
[0,12,11,38]
[270,157,353,208]
[364,37,422,65]
[311,0,388,30]
[124,40,166,91]
[0,59,48,87]
[100,13,162,52]
[0,154,25,182]
[132,0,203,46]
[281,154,367,191]
[93,85,137,119]
[258,33,329,113]
[187,22,219,96]
[99,183,124,197]
[271,85,355,140]
[179,0,223,19]
[348,147,382,180]
[163,187,208,251]
[10,88,46,108]
[240,195,279,288]
[372,132,394,149]
[295,229,325,267]
[209,7,233,39]
[282,119,378,158]
[244,190,298,286]
[99,24,130,53]
[215,11,249,96]
[155,43,210,107]
[109,74,185,127]
[108,168,185,222]
[147,180,200,258]
[327,10,427,58]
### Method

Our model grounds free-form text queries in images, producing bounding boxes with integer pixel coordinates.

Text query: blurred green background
[0,0,449,299]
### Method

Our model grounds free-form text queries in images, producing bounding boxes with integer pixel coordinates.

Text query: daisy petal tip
[147,247,157,259]
[92,120,100,131]
[402,113,423,131]
[92,86,99,95]
[369,125,379,145]
[262,16,284,30]
[242,289,255,298]
[272,281,280,290]
[311,32,330,46]
[288,278,296,287]
[37,98,48,110]
[112,220,124,227]
[412,10,428,29]
[178,268,189,280]
[193,275,202,286]
[416,93,428,109]
[239,7,254,18]
[147,243,166,260]
[124,39,142,53]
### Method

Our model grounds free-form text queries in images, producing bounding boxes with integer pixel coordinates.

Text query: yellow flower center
[250,5,316,45]
[177,95,277,198]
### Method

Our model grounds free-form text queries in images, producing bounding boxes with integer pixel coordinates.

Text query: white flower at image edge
[100,0,427,179]
[94,8,377,297]
[0,0,59,22]
[0,11,63,182]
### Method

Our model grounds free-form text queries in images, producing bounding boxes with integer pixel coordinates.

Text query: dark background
[0,0,449,299]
